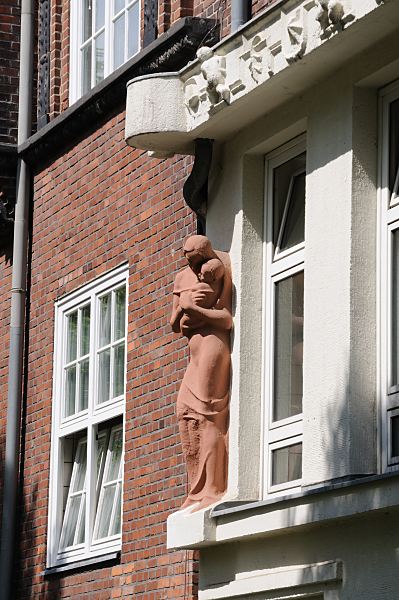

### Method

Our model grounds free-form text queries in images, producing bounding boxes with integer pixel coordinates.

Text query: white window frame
[379,81,399,473]
[69,0,141,104]
[262,135,306,497]
[47,264,128,568]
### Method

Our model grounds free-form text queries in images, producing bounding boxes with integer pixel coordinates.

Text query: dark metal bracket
[183,138,214,235]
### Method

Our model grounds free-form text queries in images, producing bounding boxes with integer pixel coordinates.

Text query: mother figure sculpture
[170,235,233,511]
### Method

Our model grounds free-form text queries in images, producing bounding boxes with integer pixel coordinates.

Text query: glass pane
[110,484,122,535]
[127,2,139,57]
[61,495,81,548]
[79,359,89,411]
[389,99,399,200]
[82,44,92,95]
[114,0,124,14]
[113,343,125,398]
[95,31,105,85]
[273,271,304,422]
[272,443,302,486]
[72,442,87,492]
[114,287,126,341]
[64,366,76,417]
[98,349,110,404]
[107,429,123,482]
[80,305,90,356]
[113,15,125,69]
[99,294,111,346]
[392,230,399,386]
[280,171,305,252]
[273,152,306,250]
[76,496,86,544]
[66,311,78,362]
[96,485,116,539]
[97,434,107,482]
[95,0,105,30]
[82,0,92,41]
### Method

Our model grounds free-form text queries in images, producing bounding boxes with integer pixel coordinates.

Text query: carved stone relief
[316,0,355,37]
[284,8,308,64]
[197,46,230,106]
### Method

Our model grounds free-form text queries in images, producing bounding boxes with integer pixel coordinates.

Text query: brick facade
[16,111,198,598]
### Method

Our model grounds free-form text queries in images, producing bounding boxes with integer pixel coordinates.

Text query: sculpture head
[197,46,213,63]
[183,235,214,272]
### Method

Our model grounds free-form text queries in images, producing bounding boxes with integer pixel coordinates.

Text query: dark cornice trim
[19,17,219,170]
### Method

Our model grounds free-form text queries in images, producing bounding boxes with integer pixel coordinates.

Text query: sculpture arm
[180,293,232,331]
[170,293,184,333]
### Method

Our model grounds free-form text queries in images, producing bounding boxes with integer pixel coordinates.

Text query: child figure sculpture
[170,236,232,511]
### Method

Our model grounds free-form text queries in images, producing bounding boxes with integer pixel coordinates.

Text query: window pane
[65,366,76,417]
[97,434,107,479]
[76,496,86,544]
[113,15,125,69]
[99,294,111,346]
[272,443,302,486]
[273,271,303,422]
[127,2,139,57]
[113,343,125,398]
[107,429,123,482]
[66,311,78,362]
[98,349,111,403]
[392,230,399,386]
[96,485,116,539]
[79,359,89,411]
[114,0,124,14]
[80,304,90,356]
[72,442,87,492]
[82,44,92,95]
[61,495,81,547]
[110,484,122,535]
[280,171,305,252]
[391,415,399,458]
[114,287,126,341]
[82,0,92,41]
[95,0,105,30]
[273,152,306,250]
[95,31,105,85]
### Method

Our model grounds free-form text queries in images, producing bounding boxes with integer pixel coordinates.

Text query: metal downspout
[231,0,250,32]
[0,0,34,595]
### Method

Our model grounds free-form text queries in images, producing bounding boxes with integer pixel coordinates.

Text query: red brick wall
[0,0,20,144]
[16,109,198,599]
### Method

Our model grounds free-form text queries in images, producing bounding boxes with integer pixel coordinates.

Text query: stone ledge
[167,471,399,550]
[199,560,342,600]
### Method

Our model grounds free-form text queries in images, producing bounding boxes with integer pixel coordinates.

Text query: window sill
[167,470,399,550]
[44,551,120,576]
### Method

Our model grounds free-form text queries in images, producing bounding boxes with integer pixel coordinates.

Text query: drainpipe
[231,0,250,32]
[0,0,34,594]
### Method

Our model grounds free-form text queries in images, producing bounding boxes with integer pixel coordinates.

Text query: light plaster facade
[125,0,399,598]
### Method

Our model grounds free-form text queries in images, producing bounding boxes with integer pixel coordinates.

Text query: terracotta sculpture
[170,235,232,511]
